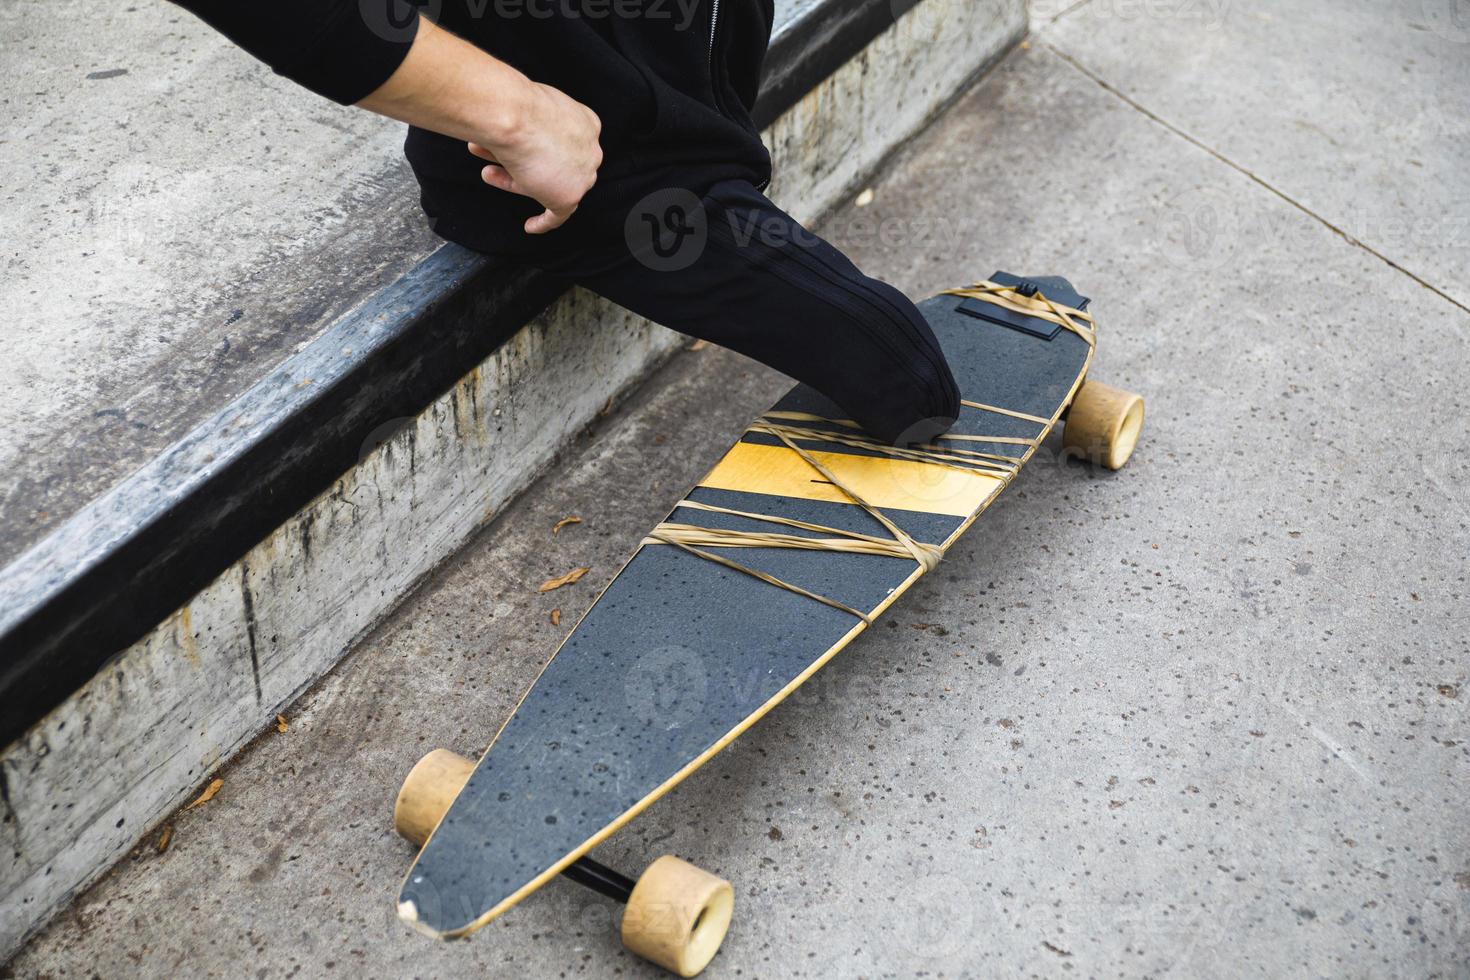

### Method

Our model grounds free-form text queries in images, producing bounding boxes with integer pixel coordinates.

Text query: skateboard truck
[396,750,734,977]
[560,854,636,903]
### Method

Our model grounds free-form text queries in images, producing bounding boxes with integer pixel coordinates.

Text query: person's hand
[356,17,602,234]
[467,82,602,235]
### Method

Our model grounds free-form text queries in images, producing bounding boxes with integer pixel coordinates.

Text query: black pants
[513,180,961,445]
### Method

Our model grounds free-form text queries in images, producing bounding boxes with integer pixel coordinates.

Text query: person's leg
[536,180,960,445]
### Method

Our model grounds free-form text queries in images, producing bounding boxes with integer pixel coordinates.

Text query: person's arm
[169,2,600,233]
[357,17,601,234]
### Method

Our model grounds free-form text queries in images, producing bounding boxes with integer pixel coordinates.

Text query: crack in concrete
[1039,40,1470,322]
[1032,0,1094,28]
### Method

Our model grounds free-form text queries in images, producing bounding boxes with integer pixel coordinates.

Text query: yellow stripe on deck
[698,441,1003,518]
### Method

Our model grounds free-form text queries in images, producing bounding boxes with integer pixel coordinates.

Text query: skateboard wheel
[1063,378,1145,470]
[393,749,474,848]
[621,855,734,977]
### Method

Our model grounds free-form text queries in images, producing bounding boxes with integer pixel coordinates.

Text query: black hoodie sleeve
[168,0,420,105]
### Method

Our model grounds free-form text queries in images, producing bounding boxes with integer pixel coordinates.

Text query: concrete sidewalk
[7,1,1468,977]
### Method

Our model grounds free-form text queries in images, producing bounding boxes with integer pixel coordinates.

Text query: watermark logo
[896,872,979,959]
[359,416,416,462]
[624,643,709,727]
[369,0,702,35]
[625,188,709,272]
[360,0,441,43]
[1150,183,1244,273]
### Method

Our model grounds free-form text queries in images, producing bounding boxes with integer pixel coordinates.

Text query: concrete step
[0,0,1025,956]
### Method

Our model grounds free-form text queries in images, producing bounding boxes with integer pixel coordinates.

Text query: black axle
[562,855,637,904]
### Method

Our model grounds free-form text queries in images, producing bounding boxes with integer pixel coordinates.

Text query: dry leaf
[539,567,590,593]
[156,825,173,854]
[550,609,561,627]
[276,714,289,734]
[186,778,223,809]
[552,516,582,535]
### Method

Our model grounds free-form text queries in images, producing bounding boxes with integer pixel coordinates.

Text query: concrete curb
[0,0,1026,958]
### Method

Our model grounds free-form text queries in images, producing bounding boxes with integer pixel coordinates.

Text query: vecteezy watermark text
[361,0,701,42]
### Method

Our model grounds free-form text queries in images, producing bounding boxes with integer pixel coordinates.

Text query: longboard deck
[399,275,1095,938]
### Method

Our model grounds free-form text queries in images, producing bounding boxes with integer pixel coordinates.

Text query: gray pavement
[7,2,1468,978]
[1036,0,1470,310]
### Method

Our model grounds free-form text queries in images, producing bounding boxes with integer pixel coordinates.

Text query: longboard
[391,274,1144,976]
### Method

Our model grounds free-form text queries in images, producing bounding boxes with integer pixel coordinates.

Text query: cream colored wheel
[393,749,474,847]
[621,855,734,977]
[1063,378,1145,470]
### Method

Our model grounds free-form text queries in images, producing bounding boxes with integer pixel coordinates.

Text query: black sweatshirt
[170,0,775,255]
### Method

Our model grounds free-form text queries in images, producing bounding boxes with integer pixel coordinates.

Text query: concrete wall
[0,0,1026,957]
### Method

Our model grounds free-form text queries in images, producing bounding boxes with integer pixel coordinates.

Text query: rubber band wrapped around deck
[640,281,1085,621]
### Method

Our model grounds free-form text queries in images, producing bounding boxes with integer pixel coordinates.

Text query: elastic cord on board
[641,282,1090,620]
